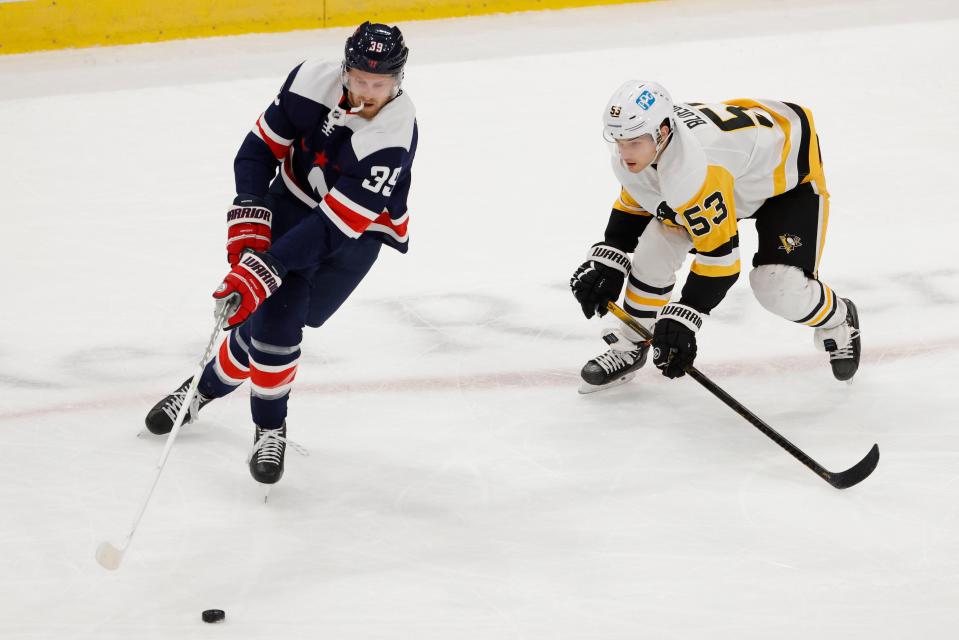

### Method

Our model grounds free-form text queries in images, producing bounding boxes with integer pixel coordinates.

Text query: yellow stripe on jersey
[613,188,652,216]
[784,103,831,275]
[790,103,827,189]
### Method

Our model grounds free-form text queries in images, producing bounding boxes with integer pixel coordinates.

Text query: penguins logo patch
[778,234,802,254]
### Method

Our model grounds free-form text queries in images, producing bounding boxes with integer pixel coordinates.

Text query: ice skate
[579,328,650,394]
[247,422,309,500]
[144,378,214,435]
[814,297,861,382]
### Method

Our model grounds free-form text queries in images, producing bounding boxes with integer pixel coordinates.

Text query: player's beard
[348,93,386,119]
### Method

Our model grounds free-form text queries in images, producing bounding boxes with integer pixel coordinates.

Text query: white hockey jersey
[612,99,827,288]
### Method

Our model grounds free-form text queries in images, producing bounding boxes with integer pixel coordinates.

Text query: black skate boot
[248,423,289,485]
[579,328,650,394]
[815,297,861,382]
[144,378,214,435]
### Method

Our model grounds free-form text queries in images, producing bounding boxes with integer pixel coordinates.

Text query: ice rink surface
[2,0,959,637]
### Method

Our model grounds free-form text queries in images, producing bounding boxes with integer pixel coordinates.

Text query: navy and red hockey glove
[652,303,703,379]
[227,194,273,267]
[570,242,632,319]
[213,251,286,329]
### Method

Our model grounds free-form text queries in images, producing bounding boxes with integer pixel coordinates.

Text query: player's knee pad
[749,264,818,321]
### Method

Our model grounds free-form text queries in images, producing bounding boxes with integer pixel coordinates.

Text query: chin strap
[654,127,674,158]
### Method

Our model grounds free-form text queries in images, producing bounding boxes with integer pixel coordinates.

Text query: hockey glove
[652,303,703,379]
[213,251,286,329]
[227,194,273,267]
[570,242,632,319]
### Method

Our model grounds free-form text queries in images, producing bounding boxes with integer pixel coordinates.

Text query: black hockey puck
[202,609,225,623]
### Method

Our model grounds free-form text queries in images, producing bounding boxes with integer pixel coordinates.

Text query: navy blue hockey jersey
[235,58,418,260]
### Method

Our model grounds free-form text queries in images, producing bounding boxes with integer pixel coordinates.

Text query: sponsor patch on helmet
[636,90,656,110]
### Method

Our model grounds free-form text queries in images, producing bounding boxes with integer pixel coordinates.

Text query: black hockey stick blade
[606,301,880,490]
[822,443,880,489]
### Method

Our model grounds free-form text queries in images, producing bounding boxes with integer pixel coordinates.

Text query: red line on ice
[0,338,955,422]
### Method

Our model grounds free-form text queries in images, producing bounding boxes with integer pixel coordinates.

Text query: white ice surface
[2,0,959,637]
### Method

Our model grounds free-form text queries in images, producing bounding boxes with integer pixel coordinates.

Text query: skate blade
[578,372,637,394]
[260,483,272,503]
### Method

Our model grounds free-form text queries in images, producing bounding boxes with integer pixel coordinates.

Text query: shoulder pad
[349,92,417,161]
[288,58,343,108]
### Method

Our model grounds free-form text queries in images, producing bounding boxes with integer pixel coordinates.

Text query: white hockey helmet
[603,80,674,148]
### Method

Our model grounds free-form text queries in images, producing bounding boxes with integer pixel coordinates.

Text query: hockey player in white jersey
[570,81,860,392]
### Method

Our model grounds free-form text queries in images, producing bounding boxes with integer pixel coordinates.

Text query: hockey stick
[607,301,879,489]
[95,304,232,570]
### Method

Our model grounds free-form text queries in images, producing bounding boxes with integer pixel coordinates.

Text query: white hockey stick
[96,304,232,570]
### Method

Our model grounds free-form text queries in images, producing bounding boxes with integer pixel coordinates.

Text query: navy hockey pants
[198,181,381,428]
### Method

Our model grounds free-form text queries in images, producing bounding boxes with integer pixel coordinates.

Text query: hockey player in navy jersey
[570,81,860,393]
[145,22,418,486]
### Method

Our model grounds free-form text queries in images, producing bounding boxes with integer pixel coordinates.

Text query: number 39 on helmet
[343,22,410,89]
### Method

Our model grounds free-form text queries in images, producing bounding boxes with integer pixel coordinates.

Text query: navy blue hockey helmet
[344,22,409,77]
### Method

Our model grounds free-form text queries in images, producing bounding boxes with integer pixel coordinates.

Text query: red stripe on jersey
[250,363,298,389]
[256,115,290,161]
[324,193,375,234]
[373,211,408,239]
[217,337,249,381]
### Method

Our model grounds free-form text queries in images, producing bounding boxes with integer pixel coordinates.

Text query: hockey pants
[198,188,381,428]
